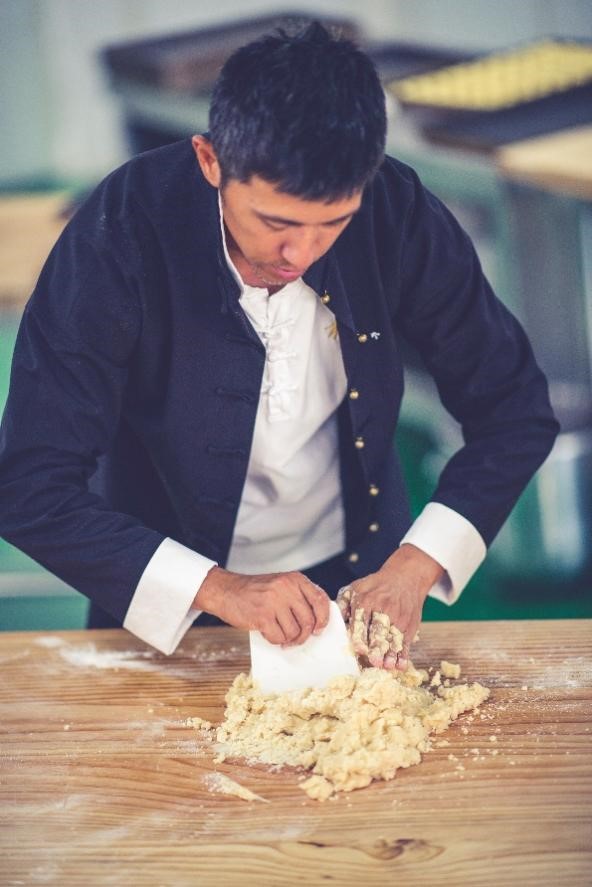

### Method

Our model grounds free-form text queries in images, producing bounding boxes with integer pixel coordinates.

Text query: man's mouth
[273,266,304,281]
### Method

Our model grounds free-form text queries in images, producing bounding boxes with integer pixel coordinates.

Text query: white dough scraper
[249,601,360,694]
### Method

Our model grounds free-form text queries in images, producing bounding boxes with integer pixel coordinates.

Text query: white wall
[2,0,591,185]
[0,1,53,184]
[377,0,591,51]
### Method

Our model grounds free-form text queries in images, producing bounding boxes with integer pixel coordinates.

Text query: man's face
[219,175,362,289]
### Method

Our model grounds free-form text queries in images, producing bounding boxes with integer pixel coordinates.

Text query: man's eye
[264,221,286,231]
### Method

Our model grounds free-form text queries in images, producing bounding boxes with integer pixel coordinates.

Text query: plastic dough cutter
[249,601,360,694]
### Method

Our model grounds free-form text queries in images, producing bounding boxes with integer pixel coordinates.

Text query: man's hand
[193,567,331,647]
[337,544,444,671]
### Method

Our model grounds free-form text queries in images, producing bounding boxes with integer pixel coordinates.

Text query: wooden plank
[0,193,68,307]
[0,621,591,886]
[495,125,592,200]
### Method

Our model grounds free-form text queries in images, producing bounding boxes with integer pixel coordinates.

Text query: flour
[204,661,489,801]
[33,636,65,648]
[58,643,156,671]
[531,657,592,690]
[189,647,241,663]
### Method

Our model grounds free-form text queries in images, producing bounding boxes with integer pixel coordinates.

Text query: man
[0,23,557,670]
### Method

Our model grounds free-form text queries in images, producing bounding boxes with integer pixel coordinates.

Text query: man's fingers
[275,604,306,646]
[251,573,327,646]
[356,604,416,670]
[351,606,371,656]
[300,580,331,636]
[279,579,323,645]
[259,619,288,646]
[368,611,390,667]
[336,585,352,621]
[395,643,410,671]
[259,605,313,647]
[395,613,421,670]
[383,652,398,670]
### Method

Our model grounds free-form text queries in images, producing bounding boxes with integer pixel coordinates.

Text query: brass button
[369,522,380,533]
[354,436,365,450]
[369,484,379,496]
[349,388,359,400]
[320,292,331,304]
[357,333,368,344]
[348,552,359,564]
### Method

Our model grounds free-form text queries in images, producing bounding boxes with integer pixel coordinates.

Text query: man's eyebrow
[254,208,360,226]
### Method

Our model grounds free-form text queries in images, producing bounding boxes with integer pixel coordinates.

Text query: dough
[440,660,462,679]
[185,716,212,729]
[212,662,489,800]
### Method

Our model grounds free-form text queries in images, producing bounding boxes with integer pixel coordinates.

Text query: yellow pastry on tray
[390,40,592,111]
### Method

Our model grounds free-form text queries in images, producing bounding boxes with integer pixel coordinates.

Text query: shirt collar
[217,190,247,294]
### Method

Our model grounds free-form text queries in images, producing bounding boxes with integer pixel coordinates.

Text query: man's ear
[192,135,222,188]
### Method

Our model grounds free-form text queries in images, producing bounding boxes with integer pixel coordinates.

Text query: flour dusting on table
[58,644,156,671]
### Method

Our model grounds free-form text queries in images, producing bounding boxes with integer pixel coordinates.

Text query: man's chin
[248,266,302,287]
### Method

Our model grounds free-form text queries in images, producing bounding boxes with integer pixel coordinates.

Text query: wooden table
[1,621,591,886]
[0,193,69,308]
[495,125,592,201]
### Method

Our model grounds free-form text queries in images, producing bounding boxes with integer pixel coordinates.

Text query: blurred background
[1,0,591,630]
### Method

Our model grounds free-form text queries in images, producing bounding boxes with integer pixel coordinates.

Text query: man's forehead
[254,205,361,227]
[224,174,363,223]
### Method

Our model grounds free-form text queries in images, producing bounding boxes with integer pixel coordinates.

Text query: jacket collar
[304,251,356,333]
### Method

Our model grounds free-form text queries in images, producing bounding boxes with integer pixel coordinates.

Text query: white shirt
[226,278,347,574]
[124,202,486,653]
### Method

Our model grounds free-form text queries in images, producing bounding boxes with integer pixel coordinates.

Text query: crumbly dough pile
[213,662,489,800]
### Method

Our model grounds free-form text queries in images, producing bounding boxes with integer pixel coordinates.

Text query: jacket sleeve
[0,212,165,622]
[394,166,559,546]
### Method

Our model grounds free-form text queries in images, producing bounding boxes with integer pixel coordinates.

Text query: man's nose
[280,229,320,270]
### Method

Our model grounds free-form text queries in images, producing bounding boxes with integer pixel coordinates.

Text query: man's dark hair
[208,21,386,200]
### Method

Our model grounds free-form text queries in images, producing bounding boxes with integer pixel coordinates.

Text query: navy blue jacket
[0,140,558,622]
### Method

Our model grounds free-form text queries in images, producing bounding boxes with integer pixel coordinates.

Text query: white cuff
[123,537,217,654]
[400,502,486,605]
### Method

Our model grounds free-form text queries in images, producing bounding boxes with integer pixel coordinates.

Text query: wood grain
[0,621,591,886]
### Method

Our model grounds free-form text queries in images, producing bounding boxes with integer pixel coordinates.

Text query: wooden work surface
[0,620,590,886]
[0,193,68,307]
[495,125,592,200]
